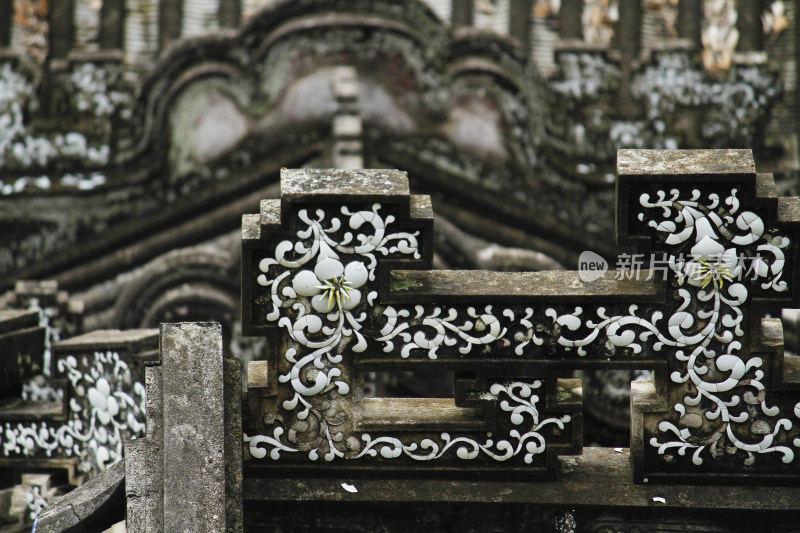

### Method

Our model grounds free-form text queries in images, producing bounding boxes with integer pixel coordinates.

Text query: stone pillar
[159,0,182,51]
[509,0,533,52]
[451,0,474,28]
[616,0,642,59]
[331,66,363,169]
[218,0,241,29]
[0,0,12,48]
[99,0,126,50]
[677,0,702,50]
[735,0,764,52]
[558,0,583,40]
[615,0,642,115]
[48,0,75,59]
[125,322,242,533]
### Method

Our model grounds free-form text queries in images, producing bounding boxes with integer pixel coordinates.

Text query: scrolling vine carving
[242,155,800,483]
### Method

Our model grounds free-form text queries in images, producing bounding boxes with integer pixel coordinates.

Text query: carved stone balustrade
[0,328,156,529]
[26,149,800,532]
[242,152,800,484]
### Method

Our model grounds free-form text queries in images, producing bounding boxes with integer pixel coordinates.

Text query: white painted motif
[636,188,794,465]
[245,380,570,464]
[0,64,112,195]
[255,204,418,418]
[249,203,572,464]
[250,188,796,468]
[1,351,146,476]
[353,382,569,463]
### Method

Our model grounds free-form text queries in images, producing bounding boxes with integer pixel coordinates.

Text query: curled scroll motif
[253,204,423,461]
[354,382,569,463]
[245,380,570,464]
[0,351,146,477]
[252,188,796,469]
[376,305,515,359]
[554,187,796,467]
[638,188,795,466]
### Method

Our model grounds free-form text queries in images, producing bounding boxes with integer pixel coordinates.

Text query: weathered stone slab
[125,322,242,533]
[617,149,755,177]
[36,460,125,533]
[242,447,800,510]
[161,322,227,532]
[281,168,410,202]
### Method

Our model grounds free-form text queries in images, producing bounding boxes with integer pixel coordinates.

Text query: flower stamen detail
[317,277,354,310]
[696,260,735,289]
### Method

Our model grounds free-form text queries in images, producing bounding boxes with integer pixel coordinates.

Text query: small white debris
[652,496,666,504]
[341,482,358,493]
[613,447,624,453]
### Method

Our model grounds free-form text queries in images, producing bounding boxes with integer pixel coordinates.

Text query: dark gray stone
[558,0,583,39]
[99,0,125,49]
[387,270,661,302]
[451,0,473,27]
[47,0,74,60]
[281,168,410,201]
[218,0,241,28]
[36,461,125,533]
[161,323,227,533]
[0,0,10,47]
[242,447,800,510]
[735,0,764,52]
[617,149,755,177]
[0,309,45,392]
[158,0,182,50]
[125,322,242,533]
[677,0,703,49]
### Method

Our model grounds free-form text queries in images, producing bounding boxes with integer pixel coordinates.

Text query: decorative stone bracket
[242,152,800,483]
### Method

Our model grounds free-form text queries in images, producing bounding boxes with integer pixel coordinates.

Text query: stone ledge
[242,447,800,511]
[53,329,159,349]
[388,270,663,303]
[35,461,125,533]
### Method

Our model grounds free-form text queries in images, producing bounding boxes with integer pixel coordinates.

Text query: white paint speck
[341,482,357,493]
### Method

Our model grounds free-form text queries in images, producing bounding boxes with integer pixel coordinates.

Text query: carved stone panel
[242,152,800,483]
[0,329,157,483]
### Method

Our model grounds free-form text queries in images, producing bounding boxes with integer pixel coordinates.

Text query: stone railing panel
[242,151,800,483]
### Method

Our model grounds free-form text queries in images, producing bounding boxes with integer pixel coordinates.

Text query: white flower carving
[87,378,120,426]
[684,236,739,289]
[292,257,368,313]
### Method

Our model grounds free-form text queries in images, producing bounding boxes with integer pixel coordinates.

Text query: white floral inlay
[248,187,798,471]
[292,257,368,313]
[1,351,146,477]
